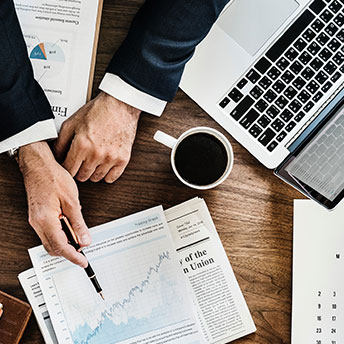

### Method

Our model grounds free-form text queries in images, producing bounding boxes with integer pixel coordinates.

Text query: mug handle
[154,131,178,149]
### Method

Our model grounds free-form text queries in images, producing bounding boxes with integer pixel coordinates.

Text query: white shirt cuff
[0,119,58,154]
[99,73,167,116]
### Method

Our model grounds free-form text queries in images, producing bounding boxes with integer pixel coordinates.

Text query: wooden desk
[0,0,304,343]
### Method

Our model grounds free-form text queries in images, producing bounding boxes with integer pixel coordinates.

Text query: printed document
[14,0,101,130]
[29,206,203,344]
[292,199,344,344]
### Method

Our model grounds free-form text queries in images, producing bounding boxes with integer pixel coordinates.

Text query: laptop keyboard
[219,0,344,153]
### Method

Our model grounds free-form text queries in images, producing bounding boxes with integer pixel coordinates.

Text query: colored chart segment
[30,42,65,62]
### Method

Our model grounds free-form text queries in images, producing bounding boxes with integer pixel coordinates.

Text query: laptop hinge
[285,81,344,150]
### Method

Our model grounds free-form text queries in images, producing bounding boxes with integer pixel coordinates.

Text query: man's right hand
[18,141,91,268]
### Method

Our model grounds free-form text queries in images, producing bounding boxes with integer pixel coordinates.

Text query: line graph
[71,251,172,344]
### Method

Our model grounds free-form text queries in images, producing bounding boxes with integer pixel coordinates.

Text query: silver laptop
[180,0,344,209]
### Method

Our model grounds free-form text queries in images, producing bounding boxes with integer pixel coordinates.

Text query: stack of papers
[19,198,256,344]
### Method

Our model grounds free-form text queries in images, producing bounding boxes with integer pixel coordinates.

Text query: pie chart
[30,42,65,79]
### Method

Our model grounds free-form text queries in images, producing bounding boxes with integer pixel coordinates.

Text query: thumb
[54,120,74,162]
[62,202,91,247]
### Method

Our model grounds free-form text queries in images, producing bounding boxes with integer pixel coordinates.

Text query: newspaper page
[165,198,256,343]
[18,268,58,344]
[29,206,204,344]
[14,0,101,131]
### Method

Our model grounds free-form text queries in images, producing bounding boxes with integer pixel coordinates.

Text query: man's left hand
[54,92,141,183]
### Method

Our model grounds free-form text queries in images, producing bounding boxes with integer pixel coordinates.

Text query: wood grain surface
[0,0,305,343]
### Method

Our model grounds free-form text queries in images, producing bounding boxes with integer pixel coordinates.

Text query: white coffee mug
[153,127,234,190]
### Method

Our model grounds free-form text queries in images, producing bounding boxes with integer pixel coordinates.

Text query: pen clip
[59,215,81,251]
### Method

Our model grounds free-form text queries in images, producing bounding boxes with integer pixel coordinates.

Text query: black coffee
[174,133,228,186]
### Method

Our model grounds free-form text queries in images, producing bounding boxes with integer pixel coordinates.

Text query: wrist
[18,141,54,173]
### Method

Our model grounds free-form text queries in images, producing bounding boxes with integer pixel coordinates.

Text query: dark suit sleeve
[106,0,229,102]
[0,0,53,142]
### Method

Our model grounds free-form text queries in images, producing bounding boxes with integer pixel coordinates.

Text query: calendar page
[293,200,344,344]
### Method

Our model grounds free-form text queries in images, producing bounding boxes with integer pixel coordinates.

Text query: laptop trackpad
[217,0,299,56]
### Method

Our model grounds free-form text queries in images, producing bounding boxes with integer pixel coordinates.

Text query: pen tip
[100,292,105,301]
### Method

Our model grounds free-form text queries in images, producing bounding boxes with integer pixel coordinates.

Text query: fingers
[75,157,99,182]
[104,164,126,184]
[62,198,91,248]
[89,163,113,182]
[54,120,75,162]
[63,138,85,177]
[30,211,88,268]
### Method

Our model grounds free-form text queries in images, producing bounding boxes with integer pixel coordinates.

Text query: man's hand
[18,141,91,268]
[54,92,141,183]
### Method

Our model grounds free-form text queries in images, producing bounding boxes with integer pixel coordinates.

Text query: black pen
[59,215,104,300]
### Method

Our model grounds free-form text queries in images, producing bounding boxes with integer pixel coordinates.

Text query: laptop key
[310,0,327,14]
[257,115,271,128]
[310,57,324,71]
[321,80,333,92]
[255,99,269,112]
[304,101,315,112]
[259,76,273,89]
[311,19,325,32]
[258,128,276,146]
[303,28,317,42]
[285,121,297,132]
[299,51,312,64]
[295,111,306,122]
[320,9,334,23]
[328,38,341,51]
[285,47,298,61]
[315,70,329,84]
[334,13,344,27]
[219,97,230,108]
[290,61,303,74]
[266,10,315,62]
[336,28,344,42]
[301,67,315,80]
[329,0,342,13]
[333,51,344,65]
[250,86,264,99]
[271,118,285,132]
[246,69,261,83]
[312,91,324,102]
[298,90,312,102]
[306,80,320,93]
[325,22,339,36]
[272,80,287,93]
[275,95,289,109]
[229,88,244,102]
[280,109,293,122]
[264,89,278,102]
[281,70,295,84]
[267,141,278,152]
[266,105,280,119]
[276,57,290,70]
[230,95,254,120]
[284,86,298,100]
[239,109,260,129]
[330,71,341,82]
[249,124,263,138]
[316,32,330,45]
[289,99,302,112]
[307,41,321,55]
[254,57,272,74]
[237,78,248,89]
[276,131,287,142]
[294,38,307,52]
[293,76,307,90]
[324,61,337,74]
[267,67,281,80]
[319,48,333,61]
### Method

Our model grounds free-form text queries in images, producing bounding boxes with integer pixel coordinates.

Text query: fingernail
[79,233,91,246]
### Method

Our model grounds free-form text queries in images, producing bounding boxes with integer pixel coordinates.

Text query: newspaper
[19,198,255,343]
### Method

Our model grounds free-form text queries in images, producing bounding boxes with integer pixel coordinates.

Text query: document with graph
[29,206,203,344]
[14,0,103,131]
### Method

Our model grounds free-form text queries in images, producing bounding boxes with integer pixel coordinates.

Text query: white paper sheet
[292,199,344,344]
[14,0,101,131]
[29,206,203,344]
